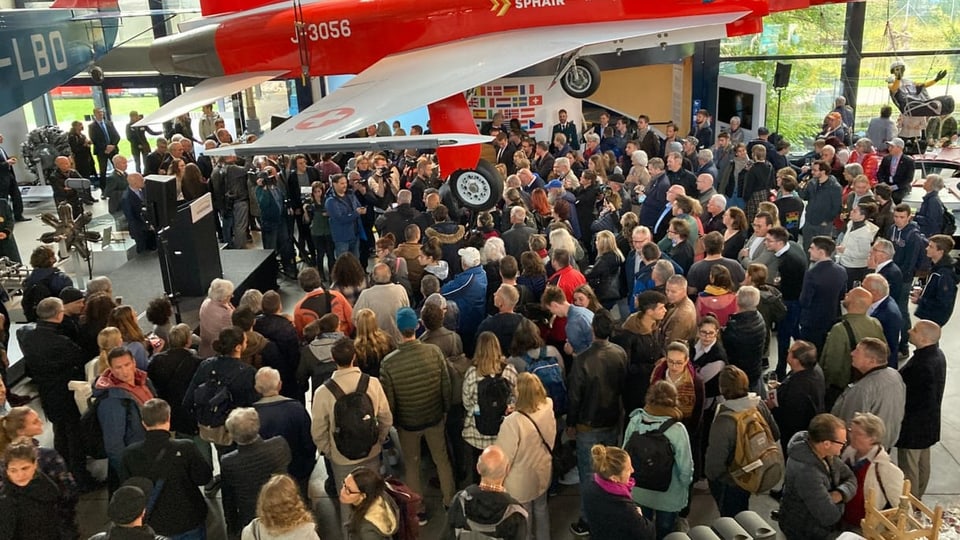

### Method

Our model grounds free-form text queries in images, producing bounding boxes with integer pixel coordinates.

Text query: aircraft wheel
[561,57,601,99]
[449,160,503,211]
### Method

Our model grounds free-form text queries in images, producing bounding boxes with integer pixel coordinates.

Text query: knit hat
[396,307,419,332]
[108,477,153,524]
[59,286,84,305]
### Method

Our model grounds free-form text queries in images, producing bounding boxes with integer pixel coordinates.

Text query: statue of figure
[887,60,954,117]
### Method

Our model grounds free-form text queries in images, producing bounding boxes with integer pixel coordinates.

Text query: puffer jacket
[350,494,400,539]
[779,431,857,540]
[426,221,466,274]
[441,265,488,340]
[380,340,451,431]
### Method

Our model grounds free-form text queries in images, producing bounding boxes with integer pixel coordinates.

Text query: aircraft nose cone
[150,24,225,77]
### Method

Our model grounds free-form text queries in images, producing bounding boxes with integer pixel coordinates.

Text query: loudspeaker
[144,175,178,230]
[774,63,792,89]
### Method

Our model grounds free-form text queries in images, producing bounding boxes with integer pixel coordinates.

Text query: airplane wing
[133,71,285,127]
[204,133,493,157]
[240,12,747,153]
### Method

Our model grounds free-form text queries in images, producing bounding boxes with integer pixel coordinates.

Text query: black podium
[158,193,222,297]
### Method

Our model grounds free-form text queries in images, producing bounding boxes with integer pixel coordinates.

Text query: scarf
[593,473,635,498]
[850,220,866,231]
[95,368,153,405]
[703,285,731,296]
[652,360,696,419]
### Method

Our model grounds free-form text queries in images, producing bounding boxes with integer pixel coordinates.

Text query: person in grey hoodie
[779,414,857,540]
[297,313,344,394]
[704,365,780,517]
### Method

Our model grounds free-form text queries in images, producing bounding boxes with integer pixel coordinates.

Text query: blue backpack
[524,346,567,415]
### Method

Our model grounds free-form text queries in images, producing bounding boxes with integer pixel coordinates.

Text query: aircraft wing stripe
[0,59,11,69]
[245,12,747,152]
[205,134,493,157]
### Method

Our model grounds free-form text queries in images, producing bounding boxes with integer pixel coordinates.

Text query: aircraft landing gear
[560,57,600,99]
[446,160,503,212]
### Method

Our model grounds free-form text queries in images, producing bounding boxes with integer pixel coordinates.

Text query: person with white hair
[252,367,317,492]
[198,278,235,358]
[721,285,768,393]
[441,247,488,354]
[353,263,410,343]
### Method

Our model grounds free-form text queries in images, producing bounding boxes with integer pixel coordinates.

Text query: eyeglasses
[341,480,361,495]
[830,439,848,448]
[666,360,687,367]
[699,329,717,336]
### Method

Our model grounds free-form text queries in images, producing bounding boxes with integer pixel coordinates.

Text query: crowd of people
[0,102,954,540]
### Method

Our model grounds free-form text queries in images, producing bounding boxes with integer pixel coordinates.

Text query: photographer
[255,166,297,278]
[287,154,320,265]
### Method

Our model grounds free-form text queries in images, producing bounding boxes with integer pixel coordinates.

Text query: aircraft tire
[448,160,503,212]
[561,57,601,99]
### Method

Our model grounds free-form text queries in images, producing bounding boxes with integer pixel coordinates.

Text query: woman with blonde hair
[758,201,780,228]
[496,373,557,540]
[547,226,584,270]
[107,305,150,369]
[353,308,395,378]
[588,154,609,183]
[242,474,319,539]
[94,326,123,379]
[585,230,624,310]
[578,444,655,538]
[462,332,518,481]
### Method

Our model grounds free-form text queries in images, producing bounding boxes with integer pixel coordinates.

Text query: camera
[376,166,390,177]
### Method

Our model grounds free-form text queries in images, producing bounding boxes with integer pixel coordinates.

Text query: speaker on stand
[773,63,792,136]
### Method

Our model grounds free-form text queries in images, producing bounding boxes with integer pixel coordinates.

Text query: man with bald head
[446,445,528,539]
[862,274,902,368]
[415,191,440,232]
[353,263,410,343]
[52,155,84,217]
[376,188,421,241]
[896,319,946,499]
[819,287,885,408]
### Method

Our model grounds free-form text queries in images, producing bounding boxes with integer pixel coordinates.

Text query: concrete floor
[8,193,958,539]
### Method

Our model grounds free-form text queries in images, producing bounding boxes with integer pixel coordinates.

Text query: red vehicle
[140,0,847,210]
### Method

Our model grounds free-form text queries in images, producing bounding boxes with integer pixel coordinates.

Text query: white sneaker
[558,468,580,485]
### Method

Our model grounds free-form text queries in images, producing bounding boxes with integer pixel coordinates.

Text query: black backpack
[475,371,512,436]
[941,202,957,236]
[193,368,236,428]
[79,398,107,459]
[22,272,56,323]
[325,374,380,460]
[624,418,678,492]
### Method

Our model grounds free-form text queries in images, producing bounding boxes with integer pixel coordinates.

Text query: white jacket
[841,444,904,510]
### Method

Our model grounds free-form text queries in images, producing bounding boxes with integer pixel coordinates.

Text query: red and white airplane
[138,0,846,208]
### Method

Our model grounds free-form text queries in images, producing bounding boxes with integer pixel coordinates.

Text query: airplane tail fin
[50,0,120,9]
[200,0,283,16]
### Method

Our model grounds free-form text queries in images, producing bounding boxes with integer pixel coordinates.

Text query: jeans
[709,479,750,517]
[523,491,551,540]
[334,239,359,260]
[639,506,677,540]
[312,234,335,277]
[776,300,801,379]
[261,221,295,271]
[397,421,456,508]
[168,526,205,540]
[575,427,618,525]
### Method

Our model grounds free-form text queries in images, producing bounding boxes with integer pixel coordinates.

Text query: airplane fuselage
[153,0,781,78]
[0,8,118,117]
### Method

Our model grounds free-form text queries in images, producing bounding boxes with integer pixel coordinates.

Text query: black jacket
[221,436,291,534]
[147,348,203,435]
[120,430,213,536]
[20,321,86,422]
[585,252,623,302]
[476,312,525,357]
[721,310,767,387]
[375,203,421,243]
[771,367,825,455]
[567,340,628,430]
[253,314,303,402]
[182,355,258,419]
[502,223,536,260]
[0,470,77,540]
[897,344,947,449]
[915,255,958,326]
[89,525,165,540]
[444,485,527,540]
[581,476,656,540]
[611,317,663,415]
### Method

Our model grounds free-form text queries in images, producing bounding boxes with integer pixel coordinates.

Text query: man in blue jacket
[799,236,848,353]
[442,247,488,355]
[324,173,365,260]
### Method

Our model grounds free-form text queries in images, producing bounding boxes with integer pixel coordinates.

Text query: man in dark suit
[895,319,947,500]
[863,274,903,369]
[494,132,517,175]
[286,154,321,263]
[798,236,848,354]
[375,189,421,242]
[144,137,168,176]
[552,109,579,151]
[767,226,808,379]
[876,137,915,204]
[88,107,121,188]
[121,173,156,253]
[868,237,904,317]
[501,206,536,259]
[532,142,555,183]
[0,134,27,222]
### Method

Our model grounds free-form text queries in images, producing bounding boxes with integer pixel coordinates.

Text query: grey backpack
[453,489,528,539]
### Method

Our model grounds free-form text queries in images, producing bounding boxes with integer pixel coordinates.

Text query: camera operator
[287,154,320,265]
[255,166,297,278]
[210,155,251,249]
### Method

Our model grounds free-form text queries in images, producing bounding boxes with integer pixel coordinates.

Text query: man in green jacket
[819,287,885,409]
[380,307,454,520]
